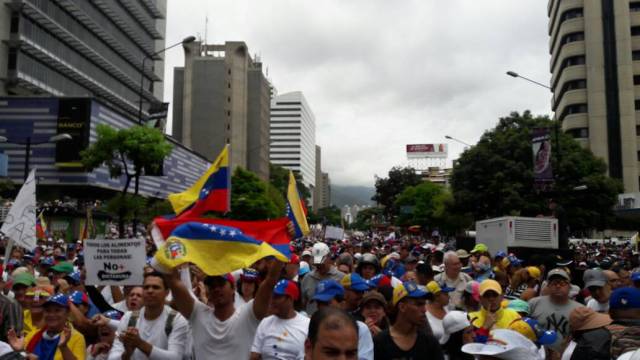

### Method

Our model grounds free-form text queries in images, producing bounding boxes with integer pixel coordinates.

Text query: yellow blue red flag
[168,145,230,216]
[286,171,310,238]
[155,220,289,275]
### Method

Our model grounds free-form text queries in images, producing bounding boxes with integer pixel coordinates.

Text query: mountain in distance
[330,184,375,208]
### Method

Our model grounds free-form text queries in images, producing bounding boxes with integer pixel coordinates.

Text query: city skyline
[163,1,551,187]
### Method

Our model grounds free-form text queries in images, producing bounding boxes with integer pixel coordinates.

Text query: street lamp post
[444,135,472,147]
[0,134,72,180]
[506,70,561,176]
[137,36,196,124]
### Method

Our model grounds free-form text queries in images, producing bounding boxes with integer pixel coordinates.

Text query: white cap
[462,329,539,360]
[443,311,471,336]
[618,349,640,360]
[302,249,312,257]
[311,242,330,264]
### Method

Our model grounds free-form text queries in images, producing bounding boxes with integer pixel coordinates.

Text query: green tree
[0,178,15,199]
[450,110,622,233]
[226,167,285,220]
[269,163,311,205]
[372,166,422,217]
[395,181,445,227]
[81,124,173,234]
[352,206,385,230]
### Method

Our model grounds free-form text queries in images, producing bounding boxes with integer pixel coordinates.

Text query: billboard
[406,144,448,159]
[55,98,91,168]
[532,128,553,185]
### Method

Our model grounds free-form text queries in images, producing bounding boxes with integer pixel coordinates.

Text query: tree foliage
[352,206,385,230]
[450,110,622,233]
[372,166,422,216]
[269,163,311,205]
[308,205,342,226]
[226,167,285,220]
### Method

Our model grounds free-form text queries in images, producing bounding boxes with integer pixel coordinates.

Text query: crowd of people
[0,230,639,360]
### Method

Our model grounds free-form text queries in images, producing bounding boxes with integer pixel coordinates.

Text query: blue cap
[312,279,345,302]
[341,273,371,292]
[631,272,640,282]
[40,256,55,266]
[44,293,69,308]
[103,310,123,321]
[273,279,300,300]
[523,317,557,345]
[610,287,640,310]
[7,259,22,268]
[508,255,523,266]
[495,251,507,258]
[65,270,81,284]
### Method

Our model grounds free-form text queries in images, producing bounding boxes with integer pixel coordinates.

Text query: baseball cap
[426,281,455,295]
[26,285,54,299]
[392,281,428,306]
[302,249,312,257]
[12,272,36,287]
[312,279,345,302]
[50,261,74,274]
[479,279,502,296]
[508,318,557,345]
[526,266,541,280]
[507,299,530,315]
[547,268,570,281]
[631,272,640,282]
[361,290,387,307]
[609,287,640,310]
[462,329,540,359]
[495,251,507,259]
[273,279,300,300]
[583,269,607,288]
[570,306,612,331]
[240,268,260,283]
[44,293,69,308]
[456,249,470,259]
[507,255,523,267]
[65,271,82,285]
[289,254,300,265]
[617,349,640,360]
[368,274,392,289]
[471,243,488,254]
[443,310,471,336]
[299,261,310,276]
[465,280,481,302]
[204,273,235,286]
[40,256,55,266]
[312,242,330,265]
[69,290,89,305]
[341,273,370,292]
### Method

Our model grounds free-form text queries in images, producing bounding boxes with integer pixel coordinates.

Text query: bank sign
[84,238,145,285]
[55,98,91,168]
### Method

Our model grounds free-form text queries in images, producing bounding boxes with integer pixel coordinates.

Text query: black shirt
[373,329,444,360]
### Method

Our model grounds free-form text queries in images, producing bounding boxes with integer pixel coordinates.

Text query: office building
[313,145,322,210]
[548,0,639,194]
[0,0,167,118]
[172,41,270,180]
[269,91,316,190]
[320,172,331,208]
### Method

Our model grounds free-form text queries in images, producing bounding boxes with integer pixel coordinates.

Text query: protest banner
[84,238,145,285]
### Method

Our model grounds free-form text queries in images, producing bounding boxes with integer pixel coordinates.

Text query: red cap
[289,254,300,265]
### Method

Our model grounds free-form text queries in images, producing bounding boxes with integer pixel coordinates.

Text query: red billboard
[406,144,448,158]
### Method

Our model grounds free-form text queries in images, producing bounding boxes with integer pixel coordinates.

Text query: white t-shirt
[426,309,448,344]
[251,313,309,360]
[586,298,609,313]
[189,299,259,359]
[561,340,577,360]
[356,320,374,360]
[108,306,189,360]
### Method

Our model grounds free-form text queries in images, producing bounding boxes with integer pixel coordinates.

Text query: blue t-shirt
[34,335,60,360]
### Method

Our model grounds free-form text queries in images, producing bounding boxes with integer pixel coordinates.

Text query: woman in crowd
[505,266,541,301]
[359,291,390,337]
[425,281,454,344]
[235,268,260,307]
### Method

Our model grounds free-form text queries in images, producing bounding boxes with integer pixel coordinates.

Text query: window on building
[636,125,640,135]
[227,97,231,103]
[560,32,585,46]
[559,8,584,23]
[566,127,589,139]
[635,99,640,110]
[10,13,19,33]
[633,51,640,61]
[637,150,640,161]
[7,48,17,70]
[635,75,640,85]
[559,103,588,121]
[632,26,640,36]
[631,2,640,11]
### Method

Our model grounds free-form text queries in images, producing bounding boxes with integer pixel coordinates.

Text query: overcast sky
[163,0,552,187]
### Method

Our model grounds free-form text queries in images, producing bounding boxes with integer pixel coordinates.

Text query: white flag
[1,170,37,250]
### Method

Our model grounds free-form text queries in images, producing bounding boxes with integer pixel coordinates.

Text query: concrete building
[313,145,322,210]
[320,172,331,208]
[0,0,167,118]
[548,0,640,195]
[270,91,316,190]
[172,41,270,180]
[419,167,452,186]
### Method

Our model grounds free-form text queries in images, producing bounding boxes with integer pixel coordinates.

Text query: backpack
[127,309,178,337]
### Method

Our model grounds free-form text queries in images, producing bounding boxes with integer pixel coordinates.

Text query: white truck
[475,216,558,255]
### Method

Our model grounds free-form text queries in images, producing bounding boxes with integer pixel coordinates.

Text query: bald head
[603,270,621,290]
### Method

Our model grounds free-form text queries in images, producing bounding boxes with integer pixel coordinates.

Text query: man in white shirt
[434,251,472,310]
[108,272,189,360]
[250,279,309,360]
[166,258,284,359]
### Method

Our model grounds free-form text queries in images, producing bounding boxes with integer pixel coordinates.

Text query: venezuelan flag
[168,145,230,216]
[286,171,310,239]
[152,216,292,260]
[36,212,47,239]
[155,221,289,275]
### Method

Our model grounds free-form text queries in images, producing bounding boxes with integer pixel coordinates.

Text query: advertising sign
[84,238,145,285]
[55,98,91,168]
[532,128,553,184]
[406,144,448,158]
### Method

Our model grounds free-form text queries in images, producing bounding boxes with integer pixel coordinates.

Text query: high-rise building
[270,91,316,190]
[320,172,331,208]
[313,145,322,211]
[172,41,270,180]
[0,0,167,118]
[548,0,639,194]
